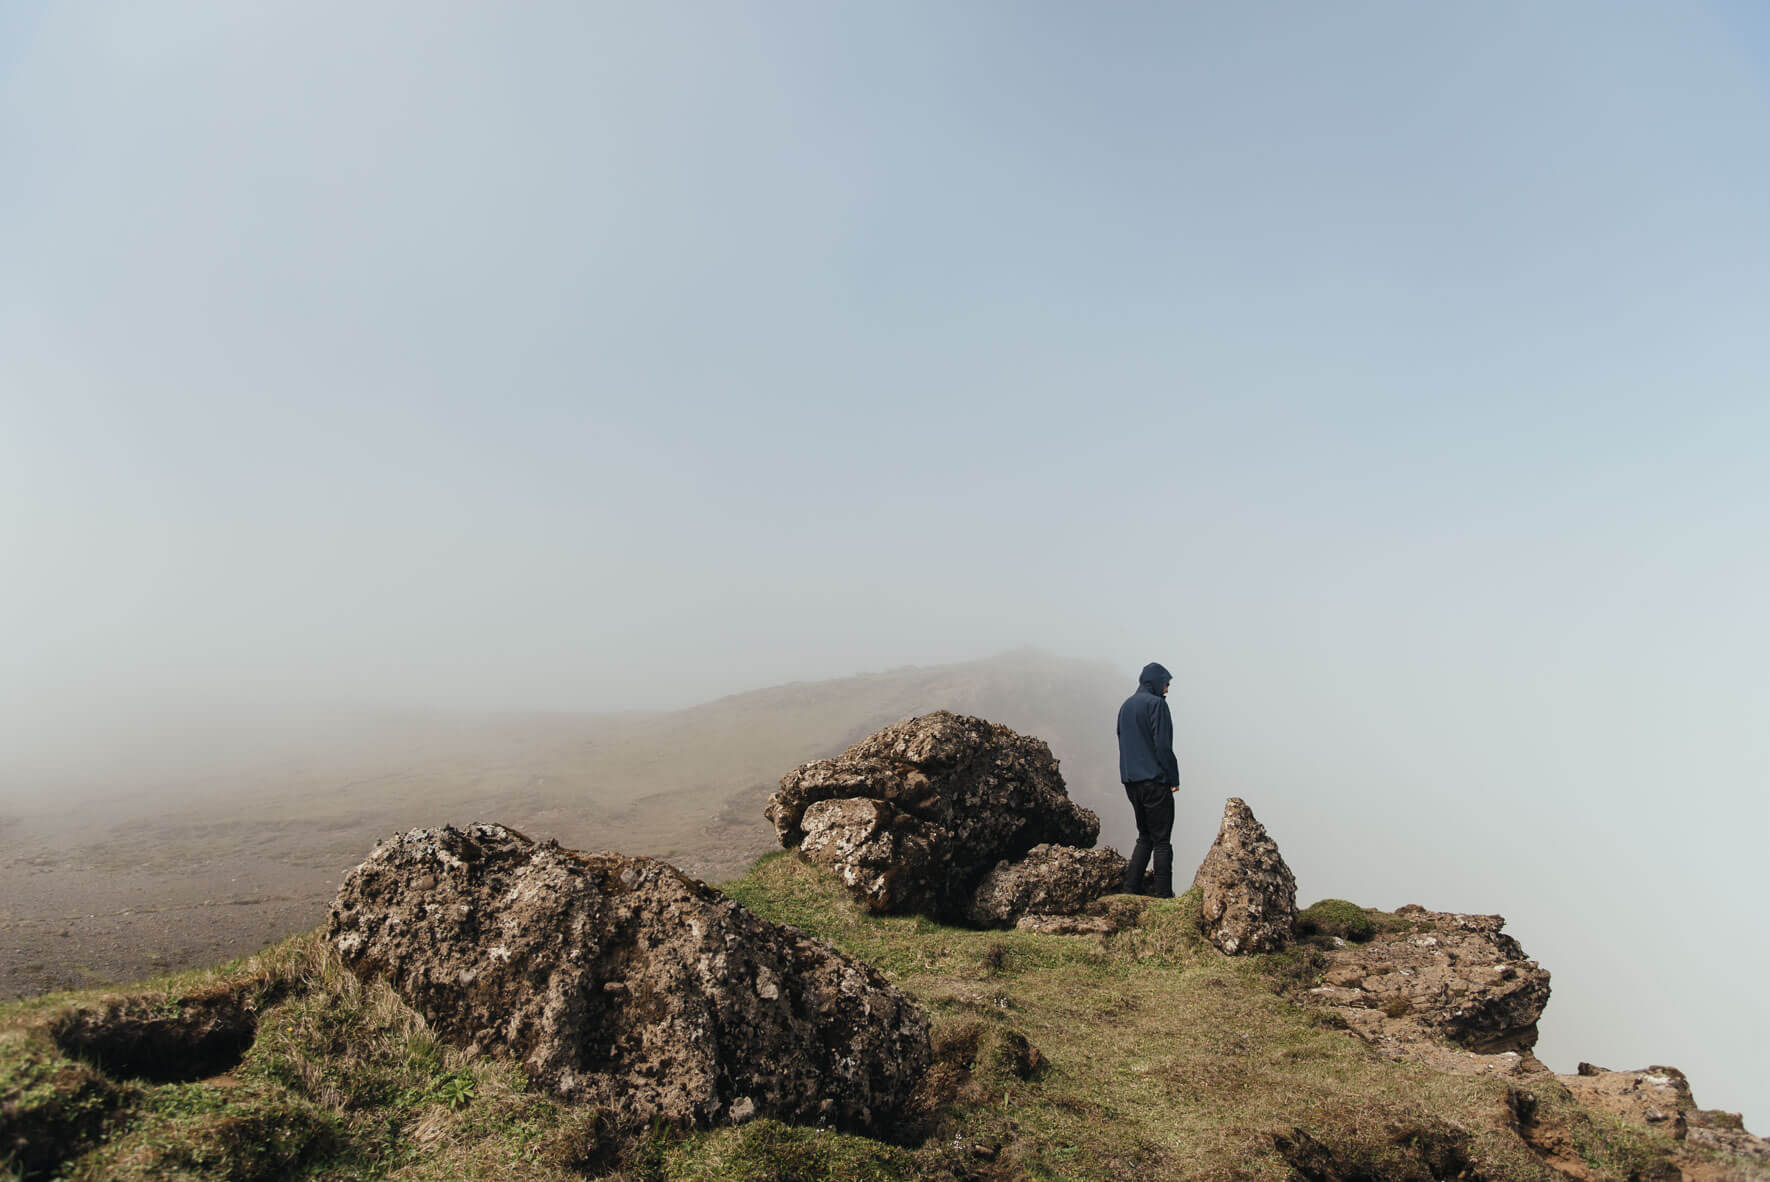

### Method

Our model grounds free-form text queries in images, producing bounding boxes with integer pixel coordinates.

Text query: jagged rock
[766,711,1100,919]
[966,844,1128,927]
[326,824,929,1135]
[1192,797,1296,955]
[1563,1063,1695,1140]
[1303,905,1552,1060]
[1687,1119,1770,1168]
[797,798,939,914]
[1513,1065,1770,1177]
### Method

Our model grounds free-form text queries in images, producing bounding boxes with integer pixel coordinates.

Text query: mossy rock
[1297,899,1376,943]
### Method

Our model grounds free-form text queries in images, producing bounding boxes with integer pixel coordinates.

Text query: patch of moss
[1297,898,1377,943]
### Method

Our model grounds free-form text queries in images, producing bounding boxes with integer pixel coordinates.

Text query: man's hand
[1170,784,1179,793]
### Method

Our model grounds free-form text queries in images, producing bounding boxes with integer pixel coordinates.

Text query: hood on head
[1138,662,1172,693]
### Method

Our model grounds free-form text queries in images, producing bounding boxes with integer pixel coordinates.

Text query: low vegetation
[1293,899,1377,944]
[1,854,1718,1180]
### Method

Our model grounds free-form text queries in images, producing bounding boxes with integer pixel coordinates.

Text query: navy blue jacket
[1117,662,1180,787]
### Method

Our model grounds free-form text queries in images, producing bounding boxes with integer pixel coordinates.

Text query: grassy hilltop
[3,852,1731,1182]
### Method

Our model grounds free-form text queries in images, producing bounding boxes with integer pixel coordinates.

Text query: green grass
[0,853,1739,1181]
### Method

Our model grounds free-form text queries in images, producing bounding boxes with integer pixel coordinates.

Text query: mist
[2,0,1766,1126]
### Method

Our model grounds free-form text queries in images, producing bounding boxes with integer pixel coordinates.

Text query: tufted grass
[1,851,1724,1181]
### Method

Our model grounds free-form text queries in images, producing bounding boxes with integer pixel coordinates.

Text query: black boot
[1123,839,1152,894]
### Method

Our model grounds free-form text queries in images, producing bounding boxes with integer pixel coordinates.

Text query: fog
[3,0,1767,1124]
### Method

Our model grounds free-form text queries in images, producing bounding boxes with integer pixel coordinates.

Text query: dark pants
[1122,778,1174,897]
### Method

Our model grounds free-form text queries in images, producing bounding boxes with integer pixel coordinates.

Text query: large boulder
[766,712,1100,918]
[326,824,929,1135]
[1192,797,1297,955]
[1303,905,1552,1058]
[966,844,1128,927]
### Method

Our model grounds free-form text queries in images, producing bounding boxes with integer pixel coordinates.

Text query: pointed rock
[1192,797,1297,955]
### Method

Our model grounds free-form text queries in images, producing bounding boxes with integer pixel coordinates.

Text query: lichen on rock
[766,711,1101,919]
[966,843,1128,928]
[326,823,930,1136]
[1192,797,1297,955]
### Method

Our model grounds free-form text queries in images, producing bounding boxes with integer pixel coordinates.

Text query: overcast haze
[3,0,1767,1124]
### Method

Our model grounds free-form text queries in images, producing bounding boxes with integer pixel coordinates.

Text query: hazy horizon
[2,0,1765,1128]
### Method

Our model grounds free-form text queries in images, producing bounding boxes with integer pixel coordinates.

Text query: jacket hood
[1138,662,1172,693]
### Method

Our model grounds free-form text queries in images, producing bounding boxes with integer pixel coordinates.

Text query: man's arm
[1155,699,1180,789]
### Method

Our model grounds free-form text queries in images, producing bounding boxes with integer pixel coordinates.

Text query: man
[1117,661,1180,897]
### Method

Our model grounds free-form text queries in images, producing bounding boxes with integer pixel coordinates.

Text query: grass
[1,853,1740,1181]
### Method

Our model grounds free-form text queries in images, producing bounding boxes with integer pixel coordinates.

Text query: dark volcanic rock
[1192,797,1297,955]
[966,844,1128,927]
[327,824,929,1135]
[766,711,1100,918]
[1303,905,1552,1060]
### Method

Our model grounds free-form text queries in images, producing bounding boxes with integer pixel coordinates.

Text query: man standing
[1117,661,1180,897]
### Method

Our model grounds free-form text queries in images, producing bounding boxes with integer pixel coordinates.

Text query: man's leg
[1144,782,1176,897]
[1121,781,1154,893]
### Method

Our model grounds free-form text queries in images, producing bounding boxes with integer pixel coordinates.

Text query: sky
[3,0,1767,1122]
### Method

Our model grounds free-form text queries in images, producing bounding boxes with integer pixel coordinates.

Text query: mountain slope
[0,650,1130,1000]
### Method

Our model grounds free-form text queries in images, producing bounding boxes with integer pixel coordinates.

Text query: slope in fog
[0,649,1130,1000]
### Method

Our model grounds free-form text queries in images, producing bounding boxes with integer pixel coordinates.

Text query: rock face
[966,844,1127,927]
[1304,905,1552,1060]
[1192,797,1297,955]
[1510,1063,1770,1177]
[1564,1062,1697,1141]
[326,824,929,1135]
[766,712,1100,918]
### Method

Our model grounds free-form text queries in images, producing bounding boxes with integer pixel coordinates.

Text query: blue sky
[2,0,1766,1122]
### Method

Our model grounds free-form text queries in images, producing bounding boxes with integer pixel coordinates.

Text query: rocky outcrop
[1303,905,1551,1062]
[1563,1062,1696,1141]
[1192,797,1296,955]
[966,844,1127,927]
[767,712,1100,919]
[326,824,929,1135]
[1506,1064,1770,1179]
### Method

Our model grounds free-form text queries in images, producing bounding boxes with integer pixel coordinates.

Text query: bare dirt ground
[1,652,1126,1000]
